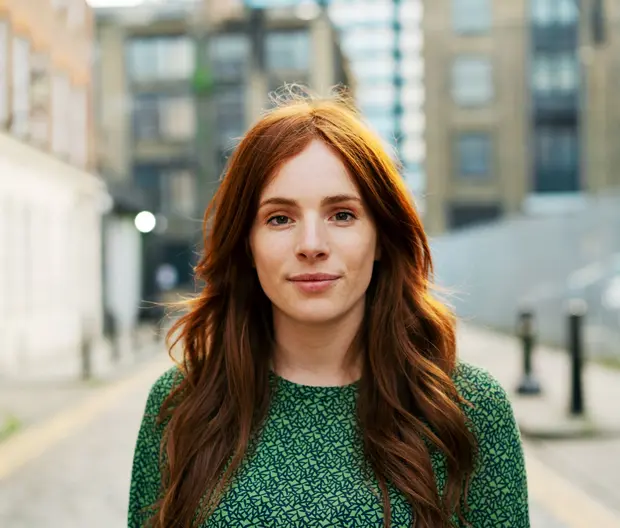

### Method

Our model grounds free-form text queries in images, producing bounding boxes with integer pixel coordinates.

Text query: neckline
[269,370,360,392]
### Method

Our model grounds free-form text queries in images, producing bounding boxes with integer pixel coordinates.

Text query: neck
[271,303,365,387]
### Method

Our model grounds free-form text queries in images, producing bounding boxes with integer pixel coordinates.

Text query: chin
[285,301,347,325]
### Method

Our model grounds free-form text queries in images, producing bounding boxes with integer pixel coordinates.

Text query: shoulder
[142,365,185,418]
[450,361,515,430]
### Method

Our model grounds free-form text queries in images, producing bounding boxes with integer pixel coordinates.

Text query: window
[162,169,196,217]
[133,94,195,141]
[534,126,579,192]
[265,30,310,71]
[210,33,249,80]
[29,51,50,147]
[70,87,88,168]
[535,126,577,171]
[532,52,578,94]
[531,0,578,26]
[214,86,245,149]
[127,36,195,83]
[451,56,493,106]
[11,37,30,139]
[449,203,502,230]
[52,73,70,157]
[452,0,492,34]
[0,21,8,127]
[455,132,492,180]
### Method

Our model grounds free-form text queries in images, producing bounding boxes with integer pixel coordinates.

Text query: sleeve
[459,367,530,527]
[128,368,177,528]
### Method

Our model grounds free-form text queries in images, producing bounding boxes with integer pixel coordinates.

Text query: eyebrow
[259,194,362,209]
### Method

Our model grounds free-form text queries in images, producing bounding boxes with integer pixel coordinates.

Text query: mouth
[287,273,342,293]
[288,273,341,282]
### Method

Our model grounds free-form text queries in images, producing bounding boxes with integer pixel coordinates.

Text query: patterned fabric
[128,362,529,527]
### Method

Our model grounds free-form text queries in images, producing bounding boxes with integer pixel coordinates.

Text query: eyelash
[266,211,357,226]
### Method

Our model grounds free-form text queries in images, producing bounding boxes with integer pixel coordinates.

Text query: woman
[129,92,529,528]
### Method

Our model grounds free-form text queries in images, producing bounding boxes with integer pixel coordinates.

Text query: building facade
[96,3,200,332]
[329,0,425,197]
[0,0,108,379]
[95,0,351,320]
[423,0,617,235]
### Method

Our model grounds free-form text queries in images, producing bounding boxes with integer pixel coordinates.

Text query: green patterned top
[129,362,529,527]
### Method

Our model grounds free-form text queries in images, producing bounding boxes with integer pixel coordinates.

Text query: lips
[287,273,341,293]
[288,273,341,282]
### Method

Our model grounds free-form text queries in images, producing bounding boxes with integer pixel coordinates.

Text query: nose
[295,216,329,261]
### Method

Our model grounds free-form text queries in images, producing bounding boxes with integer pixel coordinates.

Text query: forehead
[260,140,359,199]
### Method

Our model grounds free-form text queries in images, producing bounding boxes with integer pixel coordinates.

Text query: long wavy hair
[152,90,477,528]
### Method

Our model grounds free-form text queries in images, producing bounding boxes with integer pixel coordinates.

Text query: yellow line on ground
[0,357,171,480]
[525,446,620,528]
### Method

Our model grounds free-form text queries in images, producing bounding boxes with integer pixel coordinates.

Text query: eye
[267,215,291,226]
[332,211,355,222]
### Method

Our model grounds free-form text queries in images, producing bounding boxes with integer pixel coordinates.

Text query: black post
[516,309,542,395]
[568,299,587,416]
[81,318,93,381]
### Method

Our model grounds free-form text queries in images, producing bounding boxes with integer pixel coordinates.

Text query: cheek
[251,233,290,282]
[338,230,378,270]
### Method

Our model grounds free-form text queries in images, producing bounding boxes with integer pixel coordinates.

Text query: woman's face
[249,140,379,325]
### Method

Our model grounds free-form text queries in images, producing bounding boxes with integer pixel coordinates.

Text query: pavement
[457,322,620,527]
[0,323,618,527]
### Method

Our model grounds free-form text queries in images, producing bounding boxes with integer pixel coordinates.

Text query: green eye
[334,212,354,222]
[268,215,289,226]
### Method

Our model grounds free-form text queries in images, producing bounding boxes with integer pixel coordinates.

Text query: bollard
[516,309,542,395]
[81,320,93,381]
[567,299,587,416]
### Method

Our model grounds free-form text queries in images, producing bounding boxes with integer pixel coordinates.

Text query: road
[0,357,578,528]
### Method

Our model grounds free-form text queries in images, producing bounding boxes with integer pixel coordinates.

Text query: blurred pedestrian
[128,89,529,528]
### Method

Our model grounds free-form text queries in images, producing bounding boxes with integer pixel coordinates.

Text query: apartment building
[0,0,108,378]
[95,0,351,314]
[423,0,617,234]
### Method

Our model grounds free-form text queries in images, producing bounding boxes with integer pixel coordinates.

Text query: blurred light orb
[296,1,320,20]
[135,211,157,233]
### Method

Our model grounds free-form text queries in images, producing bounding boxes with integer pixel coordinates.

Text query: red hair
[153,91,477,528]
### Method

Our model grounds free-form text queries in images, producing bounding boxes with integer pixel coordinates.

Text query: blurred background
[1,1,620,527]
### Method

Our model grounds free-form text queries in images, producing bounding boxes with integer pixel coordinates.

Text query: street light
[134,211,157,233]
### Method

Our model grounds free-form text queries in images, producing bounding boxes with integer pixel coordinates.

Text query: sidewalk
[457,322,620,526]
[0,325,167,437]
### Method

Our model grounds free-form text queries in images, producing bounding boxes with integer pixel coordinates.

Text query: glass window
[133,94,159,140]
[449,203,502,230]
[532,52,578,94]
[29,52,50,147]
[0,21,7,127]
[455,132,492,179]
[11,36,30,139]
[214,86,245,148]
[210,33,250,80]
[133,94,195,141]
[127,36,195,82]
[70,87,88,168]
[531,0,578,26]
[451,56,493,106]
[160,96,195,140]
[265,30,310,71]
[452,0,492,34]
[536,126,577,170]
[162,169,196,217]
[51,73,70,157]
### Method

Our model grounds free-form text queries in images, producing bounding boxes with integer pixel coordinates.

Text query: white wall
[104,216,142,334]
[0,131,108,379]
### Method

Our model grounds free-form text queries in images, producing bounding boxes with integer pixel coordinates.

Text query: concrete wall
[431,191,620,358]
[0,130,108,379]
